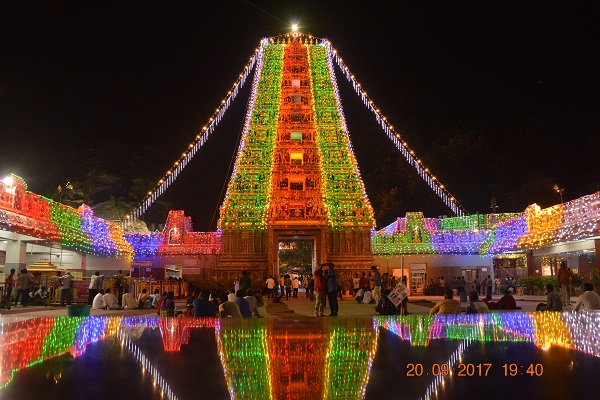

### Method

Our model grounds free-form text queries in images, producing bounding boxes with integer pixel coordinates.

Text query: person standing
[306,274,314,300]
[15,268,35,307]
[59,271,73,307]
[439,276,446,296]
[88,271,104,306]
[239,271,251,293]
[279,275,285,297]
[359,272,368,291]
[292,276,299,298]
[371,266,382,304]
[266,275,276,299]
[4,268,15,306]
[284,274,292,301]
[314,264,327,317]
[326,263,339,317]
[557,261,573,306]
[114,270,125,307]
[474,275,481,295]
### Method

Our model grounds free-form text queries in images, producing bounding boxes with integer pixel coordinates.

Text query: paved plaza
[0,292,575,323]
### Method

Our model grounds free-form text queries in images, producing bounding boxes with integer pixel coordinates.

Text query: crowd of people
[4,262,600,317]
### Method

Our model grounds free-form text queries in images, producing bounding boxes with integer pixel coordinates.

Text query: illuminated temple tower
[217,32,375,278]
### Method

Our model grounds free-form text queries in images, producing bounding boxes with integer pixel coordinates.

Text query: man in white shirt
[92,289,107,309]
[150,289,161,308]
[227,290,237,302]
[573,283,600,311]
[362,289,375,304]
[103,288,120,310]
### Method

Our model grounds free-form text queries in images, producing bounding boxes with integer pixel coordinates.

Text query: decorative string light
[329,44,467,217]
[125,44,263,226]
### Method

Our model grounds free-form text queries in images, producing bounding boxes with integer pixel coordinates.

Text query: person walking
[325,263,339,317]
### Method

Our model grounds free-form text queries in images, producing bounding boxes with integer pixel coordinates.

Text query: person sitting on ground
[375,289,400,315]
[160,291,176,317]
[34,286,49,300]
[218,292,242,319]
[245,289,262,317]
[429,290,461,315]
[149,289,161,309]
[497,290,521,310]
[362,288,375,304]
[122,288,137,310]
[536,284,563,311]
[193,289,216,317]
[137,288,150,309]
[156,291,168,315]
[227,289,237,303]
[92,289,106,309]
[573,283,600,311]
[103,288,120,310]
[354,288,365,303]
[482,293,499,310]
[235,290,252,318]
[466,291,490,314]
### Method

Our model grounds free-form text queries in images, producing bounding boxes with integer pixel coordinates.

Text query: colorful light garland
[329,44,467,217]
[124,43,262,225]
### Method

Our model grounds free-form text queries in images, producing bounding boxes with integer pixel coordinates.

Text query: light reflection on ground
[1,313,599,399]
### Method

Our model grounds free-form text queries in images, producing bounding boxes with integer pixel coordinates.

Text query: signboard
[132,261,152,267]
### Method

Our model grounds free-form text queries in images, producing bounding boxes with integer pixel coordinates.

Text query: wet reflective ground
[1,313,599,400]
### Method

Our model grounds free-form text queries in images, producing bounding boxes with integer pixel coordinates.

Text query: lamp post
[553,183,564,204]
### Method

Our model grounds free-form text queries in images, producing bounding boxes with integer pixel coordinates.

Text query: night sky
[1,1,599,230]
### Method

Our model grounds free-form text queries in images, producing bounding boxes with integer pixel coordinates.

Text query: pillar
[5,239,26,272]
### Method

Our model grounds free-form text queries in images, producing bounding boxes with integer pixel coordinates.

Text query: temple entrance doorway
[277,238,315,278]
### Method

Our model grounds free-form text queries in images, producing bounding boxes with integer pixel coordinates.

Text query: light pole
[553,183,564,204]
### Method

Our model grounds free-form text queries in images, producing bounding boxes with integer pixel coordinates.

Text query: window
[291,79,300,87]
[290,152,303,164]
[292,95,301,104]
[290,181,304,190]
[290,132,303,142]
